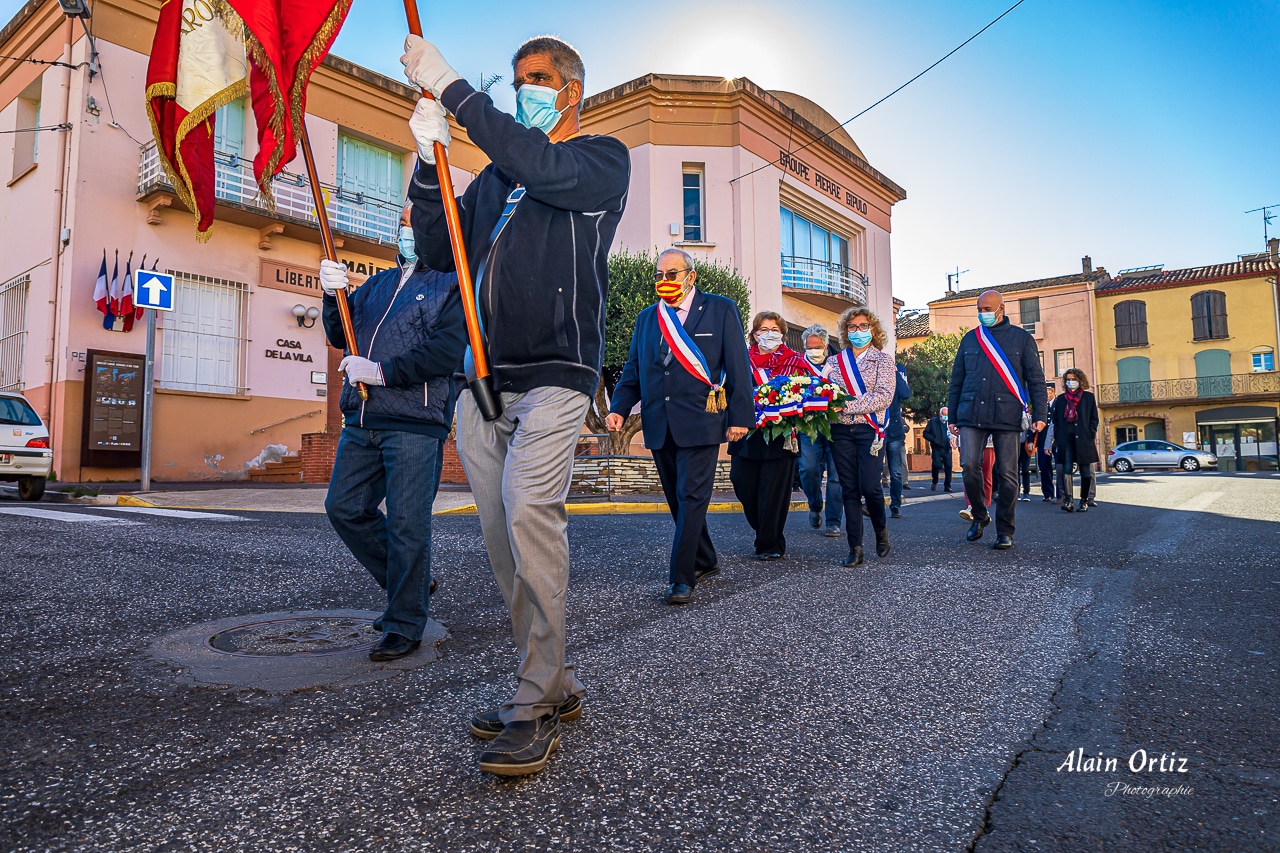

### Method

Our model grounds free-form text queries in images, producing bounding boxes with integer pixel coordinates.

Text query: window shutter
[1133,300,1148,346]
[1191,292,1209,340]
[1209,290,1228,339]
[1114,302,1131,347]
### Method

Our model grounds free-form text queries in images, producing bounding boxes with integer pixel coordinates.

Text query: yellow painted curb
[117,495,158,507]
[435,500,811,516]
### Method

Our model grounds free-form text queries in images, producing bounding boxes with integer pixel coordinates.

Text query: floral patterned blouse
[823,346,897,427]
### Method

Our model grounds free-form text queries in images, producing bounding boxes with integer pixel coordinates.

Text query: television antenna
[1245,203,1278,245]
[947,266,970,294]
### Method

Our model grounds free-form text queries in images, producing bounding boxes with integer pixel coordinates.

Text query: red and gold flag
[215,0,353,204]
[145,0,248,241]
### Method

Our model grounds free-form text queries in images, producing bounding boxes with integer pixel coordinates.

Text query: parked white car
[1107,440,1217,473]
[0,391,52,500]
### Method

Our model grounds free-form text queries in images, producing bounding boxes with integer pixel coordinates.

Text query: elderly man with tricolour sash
[946,289,1048,551]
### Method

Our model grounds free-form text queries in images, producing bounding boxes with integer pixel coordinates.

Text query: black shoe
[1042,495,1053,502]
[369,632,420,661]
[695,564,720,582]
[966,517,989,541]
[808,511,821,528]
[1087,499,1098,508]
[471,695,582,741]
[1076,501,1089,513]
[667,583,692,605]
[430,577,437,596]
[1061,501,1075,513]
[478,713,560,777]
[875,528,891,558]
[890,508,902,519]
[841,547,864,568]
[903,483,913,490]
[931,483,938,491]
[993,534,1014,550]
[755,551,782,561]
[945,486,955,493]
[824,524,841,538]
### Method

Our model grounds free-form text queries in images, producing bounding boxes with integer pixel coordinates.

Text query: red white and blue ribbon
[976,325,1029,417]
[836,348,885,439]
[658,301,723,392]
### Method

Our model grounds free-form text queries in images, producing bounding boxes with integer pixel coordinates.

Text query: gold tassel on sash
[706,385,726,413]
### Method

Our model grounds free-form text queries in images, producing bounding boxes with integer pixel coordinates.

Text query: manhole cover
[209,615,379,657]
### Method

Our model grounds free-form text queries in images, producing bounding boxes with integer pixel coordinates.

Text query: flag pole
[402,0,502,421]
[298,123,368,401]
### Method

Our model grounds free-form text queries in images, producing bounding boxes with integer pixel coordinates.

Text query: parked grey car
[1107,440,1217,473]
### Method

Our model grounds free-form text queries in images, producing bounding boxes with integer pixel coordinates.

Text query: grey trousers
[456,386,590,724]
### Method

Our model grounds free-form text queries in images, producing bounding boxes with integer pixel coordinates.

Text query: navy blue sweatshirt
[409,79,631,398]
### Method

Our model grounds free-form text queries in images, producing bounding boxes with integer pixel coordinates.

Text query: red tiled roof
[895,311,931,339]
[1096,258,1280,294]
[929,270,1109,305]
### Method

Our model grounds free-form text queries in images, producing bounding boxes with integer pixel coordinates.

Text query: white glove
[401,35,460,99]
[319,259,349,294]
[339,355,385,387]
[409,98,450,165]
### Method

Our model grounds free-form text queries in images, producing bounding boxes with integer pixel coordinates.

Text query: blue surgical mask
[978,311,999,328]
[849,329,873,348]
[398,226,416,263]
[515,83,569,133]
[941,414,948,422]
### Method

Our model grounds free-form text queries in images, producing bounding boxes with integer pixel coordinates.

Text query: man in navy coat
[607,249,754,605]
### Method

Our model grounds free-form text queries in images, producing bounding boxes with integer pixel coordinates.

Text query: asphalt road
[1,472,1277,852]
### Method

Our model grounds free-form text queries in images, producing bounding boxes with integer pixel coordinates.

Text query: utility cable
[0,123,72,134]
[730,0,1031,184]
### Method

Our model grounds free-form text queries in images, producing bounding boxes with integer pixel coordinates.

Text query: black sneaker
[470,695,582,741]
[478,713,561,777]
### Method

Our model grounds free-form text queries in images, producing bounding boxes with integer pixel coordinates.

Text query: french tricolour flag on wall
[93,250,112,327]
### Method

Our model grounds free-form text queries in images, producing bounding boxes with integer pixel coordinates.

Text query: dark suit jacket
[610,291,754,450]
[922,416,952,453]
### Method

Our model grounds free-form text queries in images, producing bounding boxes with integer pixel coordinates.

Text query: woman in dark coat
[729,312,810,559]
[1050,368,1100,513]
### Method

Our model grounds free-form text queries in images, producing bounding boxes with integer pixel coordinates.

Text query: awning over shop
[1195,405,1279,426]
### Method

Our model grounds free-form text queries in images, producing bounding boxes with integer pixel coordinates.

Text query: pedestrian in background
[884,363,913,518]
[1018,426,1034,501]
[730,312,809,560]
[1036,383,1057,502]
[826,306,896,567]
[796,324,843,538]
[958,433,995,522]
[1050,367,1099,513]
[923,407,954,491]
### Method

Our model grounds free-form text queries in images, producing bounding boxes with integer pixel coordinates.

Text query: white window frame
[1054,348,1075,377]
[0,274,30,391]
[159,271,249,396]
[1253,349,1275,372]
[681,165,705,243]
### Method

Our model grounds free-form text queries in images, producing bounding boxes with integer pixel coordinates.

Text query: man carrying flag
[404,33,630,776]
[946,290,1047,550]
[607,248,753,606]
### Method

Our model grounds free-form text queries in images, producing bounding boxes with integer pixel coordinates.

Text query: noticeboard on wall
[80,350,144,469]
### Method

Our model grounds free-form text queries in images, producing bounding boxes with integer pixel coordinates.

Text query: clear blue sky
[8,0,1276,308]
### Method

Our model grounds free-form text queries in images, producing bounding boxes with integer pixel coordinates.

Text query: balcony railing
[138,142,400,245]
[781,255,868,304]
[1097,371,1280,405]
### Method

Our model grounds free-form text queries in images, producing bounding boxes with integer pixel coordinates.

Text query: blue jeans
[886,438,904,511]
[325,426,443,641]
[798,433,842,526]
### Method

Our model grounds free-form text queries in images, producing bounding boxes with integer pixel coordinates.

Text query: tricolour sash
[658,301,726,412]
[975,325,1031,427]
[837,348,886,452]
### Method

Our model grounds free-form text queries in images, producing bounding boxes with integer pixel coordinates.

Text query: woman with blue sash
[825,306,897,567]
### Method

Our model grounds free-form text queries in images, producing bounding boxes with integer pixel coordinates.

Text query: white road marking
[0,507,141,525]
[1175,491,1224,513]
[95,506,246,521]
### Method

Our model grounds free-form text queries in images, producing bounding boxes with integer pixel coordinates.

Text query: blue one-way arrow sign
[134,271,174,312]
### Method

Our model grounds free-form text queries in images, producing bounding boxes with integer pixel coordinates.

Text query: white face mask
[1065,380,1080,390]
[756,330,784,351]
[805,347,826,363]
